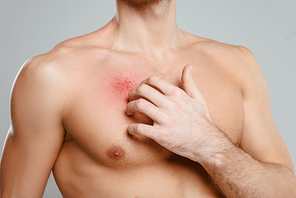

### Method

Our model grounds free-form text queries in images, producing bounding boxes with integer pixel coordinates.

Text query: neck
[111,0,182,56]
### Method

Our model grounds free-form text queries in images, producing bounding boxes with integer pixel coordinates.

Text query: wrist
[194,130,234,169]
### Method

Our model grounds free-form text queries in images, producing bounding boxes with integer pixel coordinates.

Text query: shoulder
[13,28,111,92]
[192,37,257,69]
[190,36,263,95]
[186,33,257,67]
[11,51,70,118]
[14,51,67,91]
[16,31,109,83]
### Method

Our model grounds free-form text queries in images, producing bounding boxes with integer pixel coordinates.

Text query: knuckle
[137,84,149,94]
[167,100,178,110]
[161,113,172,125]
[147,75,159,84]
[134,124,142,132]
[135,98,147,110]
[173,89,185,98]
[136,124,147,135]
[164,102,173,112]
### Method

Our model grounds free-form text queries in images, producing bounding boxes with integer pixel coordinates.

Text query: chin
[119,0,163,8]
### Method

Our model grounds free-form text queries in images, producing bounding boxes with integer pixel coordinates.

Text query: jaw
[117,0,170,10]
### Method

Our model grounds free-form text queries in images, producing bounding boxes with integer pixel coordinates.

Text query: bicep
[239,48,294,172]
[0,58,66,197]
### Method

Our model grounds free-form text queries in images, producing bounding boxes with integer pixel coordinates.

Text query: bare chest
[62,60,244,167]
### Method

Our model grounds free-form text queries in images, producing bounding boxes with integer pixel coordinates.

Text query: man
[1,0,296,197]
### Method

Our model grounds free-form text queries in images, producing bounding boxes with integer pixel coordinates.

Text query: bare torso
[2,1,294,197]
[48,29,245,197]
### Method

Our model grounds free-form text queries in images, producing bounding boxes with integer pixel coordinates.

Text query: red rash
[111,76,138,100]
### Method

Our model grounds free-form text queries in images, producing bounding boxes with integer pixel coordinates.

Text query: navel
[106,145,126,160]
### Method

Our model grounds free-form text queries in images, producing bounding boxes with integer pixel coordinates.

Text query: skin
[1,0,296,197]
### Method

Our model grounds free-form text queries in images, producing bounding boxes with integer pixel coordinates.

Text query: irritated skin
[111,75,138,101]
[2,38,296,198]
[1,0,296,197]
[106,76,137,160]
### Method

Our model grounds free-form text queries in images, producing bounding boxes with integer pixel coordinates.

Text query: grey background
[0,1,295,197]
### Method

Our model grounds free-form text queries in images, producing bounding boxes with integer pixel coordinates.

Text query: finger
[127,123,158,140]
[126,98,165,123]
[140,75,177,96]
[128,84,166,107]
[181,65,202,100]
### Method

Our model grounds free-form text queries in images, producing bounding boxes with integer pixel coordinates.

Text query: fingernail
[189,66,192,74]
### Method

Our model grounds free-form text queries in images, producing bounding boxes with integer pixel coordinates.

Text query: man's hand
[126,65,222,164]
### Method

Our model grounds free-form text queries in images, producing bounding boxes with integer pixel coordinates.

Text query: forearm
[199,135,296,198]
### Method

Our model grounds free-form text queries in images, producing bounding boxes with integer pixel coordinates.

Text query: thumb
[182,65,201,100]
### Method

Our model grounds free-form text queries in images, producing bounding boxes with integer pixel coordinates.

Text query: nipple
[106,145,125,160]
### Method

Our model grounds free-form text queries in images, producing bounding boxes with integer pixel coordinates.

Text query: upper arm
[0,56,66,197]
[239,47,294,172]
